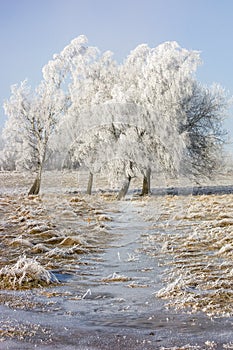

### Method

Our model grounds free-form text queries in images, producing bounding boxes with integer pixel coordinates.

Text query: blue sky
[1,0,233,147]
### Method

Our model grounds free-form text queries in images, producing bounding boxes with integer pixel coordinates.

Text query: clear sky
[1,0,233,147]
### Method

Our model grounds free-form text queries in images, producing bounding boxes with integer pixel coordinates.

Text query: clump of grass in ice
[0,255,58,289]
[102,272,131,282]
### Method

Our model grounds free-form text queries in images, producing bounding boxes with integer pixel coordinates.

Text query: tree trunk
[117,176,132,200]
[141,168,151,196]
[86,172,93,195]
[28,163,43,195]
[28,174,41,195]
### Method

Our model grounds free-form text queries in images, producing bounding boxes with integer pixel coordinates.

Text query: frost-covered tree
[142,42,230,183]
[3,81,36,172]
[3,79,65,194]
[44,35,97,171]
[108,41,197,195]
[2,35,90,194]
[52,42,118,193]
[179,82,229,178]
[114,41,229,194]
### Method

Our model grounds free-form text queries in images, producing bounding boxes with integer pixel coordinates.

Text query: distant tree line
[0,36,230,197]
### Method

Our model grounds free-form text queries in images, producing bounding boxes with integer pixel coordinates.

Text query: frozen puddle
[0,193,233,349]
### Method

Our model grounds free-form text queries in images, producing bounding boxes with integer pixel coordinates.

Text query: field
[0,170,233,349]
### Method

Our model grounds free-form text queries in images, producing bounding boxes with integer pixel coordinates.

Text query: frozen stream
[1,169,233,349]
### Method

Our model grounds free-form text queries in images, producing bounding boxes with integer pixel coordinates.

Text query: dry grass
[0,255,58,289]
[102,272,131,283]
[143,194,233,317]
[0,191,113,289]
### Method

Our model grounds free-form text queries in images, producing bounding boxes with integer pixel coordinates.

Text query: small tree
[3,79,65,194]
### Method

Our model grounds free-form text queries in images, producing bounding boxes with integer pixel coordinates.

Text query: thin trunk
[28,170,42,195]
[28,140,47,196]
[28,159,44,195]
[86,172,93,195]
[117,176,132,200]
[141,168,151,196]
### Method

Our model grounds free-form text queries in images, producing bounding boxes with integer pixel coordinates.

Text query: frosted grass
[142,194,233,317]
[0,255,58,289]
[0,183,115,290]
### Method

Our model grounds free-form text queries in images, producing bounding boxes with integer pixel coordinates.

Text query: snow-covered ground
[0,170,233,349]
